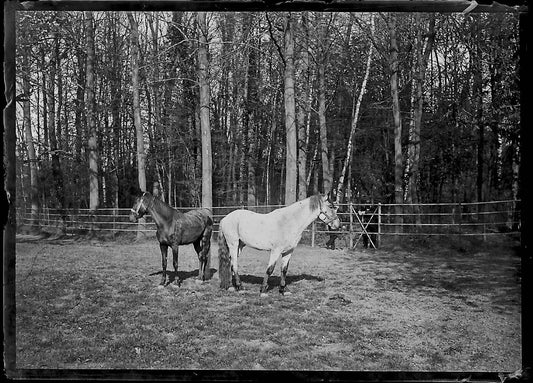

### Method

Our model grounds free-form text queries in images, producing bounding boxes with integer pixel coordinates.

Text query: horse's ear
[326,190,335,203]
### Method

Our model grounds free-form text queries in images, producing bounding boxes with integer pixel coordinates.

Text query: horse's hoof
[260,292,268,298]
[280,290,292,296]
[228,287,236,292]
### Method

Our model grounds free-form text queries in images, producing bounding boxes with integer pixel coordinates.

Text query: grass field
[14,233,521,372]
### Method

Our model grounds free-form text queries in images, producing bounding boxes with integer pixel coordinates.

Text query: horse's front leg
[159,244,168,286]
[172,246,181,286]
[279,250,293,296]
[260,250,281,296]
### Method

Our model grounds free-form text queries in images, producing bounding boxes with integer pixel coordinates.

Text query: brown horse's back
[173,208,212,245]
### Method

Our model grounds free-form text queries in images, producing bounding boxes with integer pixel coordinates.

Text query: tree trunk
[229,140,237,204]
[85,11,99,217]
[110,12,121,210]
[336,15,374,205]
[473,21,485,204]
[197,11,213,209]
[245,13,258,208]
[127,12,148,238]
[22,44,39,231]
[265,95,278,206]
[150,14,164,202]
[317,14,332,194]
[4,3,17,372]
[318,59,331,195]
[246,124,257,207]
[197,11,213,278]
[297,12,311,201]
[49,32,66,233]
[284,14,297,205]
[511,144,520,231]
[406,14,435,225]
[74,39,86,210]
[389,14,403,228]
[127,12,146,193]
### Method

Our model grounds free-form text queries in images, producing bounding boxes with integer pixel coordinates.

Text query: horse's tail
[218,228,232,290]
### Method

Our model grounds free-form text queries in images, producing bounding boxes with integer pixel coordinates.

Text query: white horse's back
[220,209,282,251]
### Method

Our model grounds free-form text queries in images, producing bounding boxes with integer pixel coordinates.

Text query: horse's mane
[144,192,178,218]
[309,194,323,212]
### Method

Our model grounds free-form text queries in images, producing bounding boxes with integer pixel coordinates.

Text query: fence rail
[17,200,521,247]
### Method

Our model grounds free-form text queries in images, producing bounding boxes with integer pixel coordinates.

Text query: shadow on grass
[238,273,324,291]
[149,268,218,284]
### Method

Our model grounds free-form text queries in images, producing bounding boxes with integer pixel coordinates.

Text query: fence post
[311,221,316,247]
[458,202,462,231]
[113,207,118,235]
[349,202,353,248]
[377,203,382,248]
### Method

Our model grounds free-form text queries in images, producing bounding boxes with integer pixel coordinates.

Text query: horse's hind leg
[227,241,243,291]
[194,227,212,281]
[159,244,169,286]
[202,226,212,280]
[193,240,205,281]
[260,250,281,296]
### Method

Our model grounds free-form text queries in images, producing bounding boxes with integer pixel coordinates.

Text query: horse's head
[318,193,341,230]
[129,192,151,222]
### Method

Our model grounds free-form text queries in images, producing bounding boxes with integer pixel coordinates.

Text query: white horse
[218,194,341,296]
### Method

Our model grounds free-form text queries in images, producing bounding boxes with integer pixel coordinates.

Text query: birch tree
[317,13,332,194]
[196,11,213,278]
[108,12,122,210]
[197,11,213,209]
[284,14,297,205]
[85,11,99,215]
[389,14,403,227]
[335,15,375,205]
[127,12,146,193]
[314,13,343,195]
[243,13,259,207]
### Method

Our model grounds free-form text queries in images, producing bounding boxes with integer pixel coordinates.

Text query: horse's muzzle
[129,212,138,223]
[328,218,341,230]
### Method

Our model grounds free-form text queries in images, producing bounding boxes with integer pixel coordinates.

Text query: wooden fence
[17,200,521,248]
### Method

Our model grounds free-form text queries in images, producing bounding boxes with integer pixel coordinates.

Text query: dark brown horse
[129,192,213,286]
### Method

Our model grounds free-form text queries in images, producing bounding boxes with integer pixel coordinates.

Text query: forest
[15,10,521,215]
